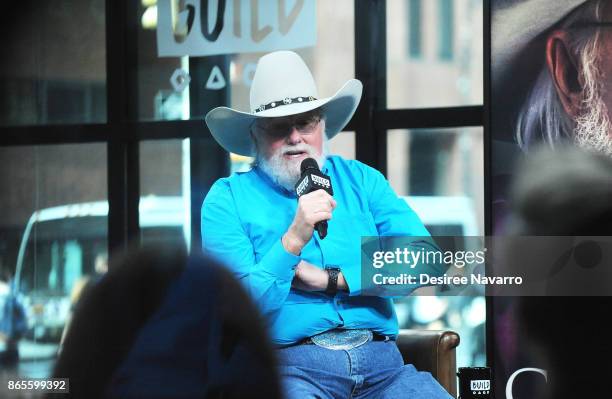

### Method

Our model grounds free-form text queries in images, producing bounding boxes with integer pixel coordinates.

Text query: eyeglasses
[253,111,322,139]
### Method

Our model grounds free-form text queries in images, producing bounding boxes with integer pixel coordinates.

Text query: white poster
[157,0,317,57]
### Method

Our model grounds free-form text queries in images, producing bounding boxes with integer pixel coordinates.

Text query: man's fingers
[295,189,335,232]
[310,189,333,200]
[304,211,332,226]
[301,196,334,211]
[300,189,335,207]
[316,199,333,212]
[314,211,332,221]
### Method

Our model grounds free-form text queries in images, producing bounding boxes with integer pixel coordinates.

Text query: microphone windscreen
[300,158,319,174]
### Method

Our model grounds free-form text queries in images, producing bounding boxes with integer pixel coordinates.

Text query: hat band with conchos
[254,96,318,113]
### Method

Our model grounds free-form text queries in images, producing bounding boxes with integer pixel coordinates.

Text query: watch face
[327,269,340,279]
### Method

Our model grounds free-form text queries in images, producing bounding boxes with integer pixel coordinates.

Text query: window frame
[0,0,490,274]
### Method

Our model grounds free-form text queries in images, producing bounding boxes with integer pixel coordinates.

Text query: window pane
[438,0,454,61]
[328,131,355,160]
[408,0,423,58]
[387,0,483,108]
[139,140,190,250]
[135,2,187,122]
[0,1,106,126]
[134,0,353,121]
[387,128,484,236]
[0,143,107,377]
[387,127,485,369]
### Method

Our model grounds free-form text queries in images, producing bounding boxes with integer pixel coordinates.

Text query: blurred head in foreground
[509,145,612,398]
[509,144,612,234]
[51,245,281,399]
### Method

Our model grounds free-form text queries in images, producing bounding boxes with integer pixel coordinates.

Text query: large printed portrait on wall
[491,0,612,226]
[491,1,612,398]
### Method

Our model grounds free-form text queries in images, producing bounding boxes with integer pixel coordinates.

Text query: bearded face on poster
[494,0,612,155]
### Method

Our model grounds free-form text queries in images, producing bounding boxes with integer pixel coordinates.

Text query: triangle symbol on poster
[206,66,226,90]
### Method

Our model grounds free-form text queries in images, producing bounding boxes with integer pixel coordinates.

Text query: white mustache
[278,143,317,157]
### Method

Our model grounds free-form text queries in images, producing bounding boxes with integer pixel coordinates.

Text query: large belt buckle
[310,329,373,350]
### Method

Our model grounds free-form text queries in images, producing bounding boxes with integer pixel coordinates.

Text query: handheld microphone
[295,158,334,239]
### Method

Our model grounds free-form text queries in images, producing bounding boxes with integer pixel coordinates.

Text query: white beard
[573,86,612,156]
[258,142,327,192]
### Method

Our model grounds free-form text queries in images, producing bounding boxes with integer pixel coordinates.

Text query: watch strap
[325,267,340,296]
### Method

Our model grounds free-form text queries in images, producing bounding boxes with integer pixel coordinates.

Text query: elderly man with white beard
[495,0,612,154]
[201,51,452,398]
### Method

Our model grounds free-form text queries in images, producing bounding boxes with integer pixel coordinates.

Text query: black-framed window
[0,0,107,127]
[0,0,486,380]
[387,0,483,109]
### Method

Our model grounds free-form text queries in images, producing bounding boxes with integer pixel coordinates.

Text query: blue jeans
[276,340,453,398]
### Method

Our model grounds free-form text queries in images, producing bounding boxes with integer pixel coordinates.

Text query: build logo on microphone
[311,174,330,188]
[296,176,309,197]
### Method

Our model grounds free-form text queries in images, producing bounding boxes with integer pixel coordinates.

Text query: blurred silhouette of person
[0,267,27,368]
[59,253,109,351]
[70,253,109,304]
[508,145,612,398]
[50,245,281,399]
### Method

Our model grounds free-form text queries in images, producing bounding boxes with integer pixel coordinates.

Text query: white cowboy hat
[492,0,586,87]
[205,51,363,157]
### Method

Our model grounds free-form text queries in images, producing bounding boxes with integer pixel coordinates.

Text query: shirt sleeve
[201,180,300,318]
[341,162,446,296]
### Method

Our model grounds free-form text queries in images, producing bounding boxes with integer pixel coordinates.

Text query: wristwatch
[325,266,341,296]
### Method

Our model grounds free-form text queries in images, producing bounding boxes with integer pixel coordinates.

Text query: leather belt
[297,328,391,350]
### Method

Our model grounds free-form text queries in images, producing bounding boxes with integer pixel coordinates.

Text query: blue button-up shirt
[202,156,433,346]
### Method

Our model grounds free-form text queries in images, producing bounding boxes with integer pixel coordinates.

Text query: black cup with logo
[457,367,492,398]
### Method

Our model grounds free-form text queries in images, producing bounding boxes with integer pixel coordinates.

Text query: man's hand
[282,189,336,255]
[292,260,348,292]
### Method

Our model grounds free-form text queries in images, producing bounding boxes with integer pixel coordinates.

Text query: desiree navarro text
[372,273,523,286]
